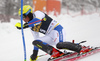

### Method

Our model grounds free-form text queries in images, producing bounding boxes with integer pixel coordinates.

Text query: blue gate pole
[21,0,27,61]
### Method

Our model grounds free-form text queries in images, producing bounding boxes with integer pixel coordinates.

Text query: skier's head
[18,5,33,22]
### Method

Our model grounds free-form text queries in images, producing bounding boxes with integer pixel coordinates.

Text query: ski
[48,52,78,61]
[66,47,100,61]
[48,47,100,61]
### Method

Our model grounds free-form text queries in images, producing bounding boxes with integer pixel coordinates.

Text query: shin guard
[56,42,82,53]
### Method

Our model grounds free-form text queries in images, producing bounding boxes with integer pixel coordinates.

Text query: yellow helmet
[18,5,33,16]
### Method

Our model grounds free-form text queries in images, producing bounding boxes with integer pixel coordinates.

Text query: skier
[15,5,92,61]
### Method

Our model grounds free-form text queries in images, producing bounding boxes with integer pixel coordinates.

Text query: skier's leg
[56,42,82,53]
[33,40,64,58]
[56,42,92,53]
[31,25,66,58]
[52,25,83,53]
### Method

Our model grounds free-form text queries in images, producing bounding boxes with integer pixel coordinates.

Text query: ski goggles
[20,14,26,19]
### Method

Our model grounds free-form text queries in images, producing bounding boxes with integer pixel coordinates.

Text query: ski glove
[15,22,29,29]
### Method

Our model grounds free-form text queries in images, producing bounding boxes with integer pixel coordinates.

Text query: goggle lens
[20,14,26,19]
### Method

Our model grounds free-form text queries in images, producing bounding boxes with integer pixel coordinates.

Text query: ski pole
[21,0,27,61]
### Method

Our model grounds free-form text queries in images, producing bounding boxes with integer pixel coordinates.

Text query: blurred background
[0,0,100,22]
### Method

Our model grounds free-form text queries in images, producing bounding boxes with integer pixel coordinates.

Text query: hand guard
[15,22,29,29]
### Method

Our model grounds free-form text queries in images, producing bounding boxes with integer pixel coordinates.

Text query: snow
[0,13,100,61]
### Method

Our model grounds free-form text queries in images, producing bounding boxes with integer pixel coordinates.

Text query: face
[23,16,30,22]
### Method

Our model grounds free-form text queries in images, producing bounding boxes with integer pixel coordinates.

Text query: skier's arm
[15,18,41,30]
[28,18,41,27]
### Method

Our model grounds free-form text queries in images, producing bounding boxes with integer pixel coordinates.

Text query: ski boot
[50,48,64,58]
[30,56,38,61]
[30,50,39,61]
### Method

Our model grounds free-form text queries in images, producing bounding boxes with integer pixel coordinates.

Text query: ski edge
[66,48,100,61]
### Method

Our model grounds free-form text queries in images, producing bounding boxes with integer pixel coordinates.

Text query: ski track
[0,13,100,61]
